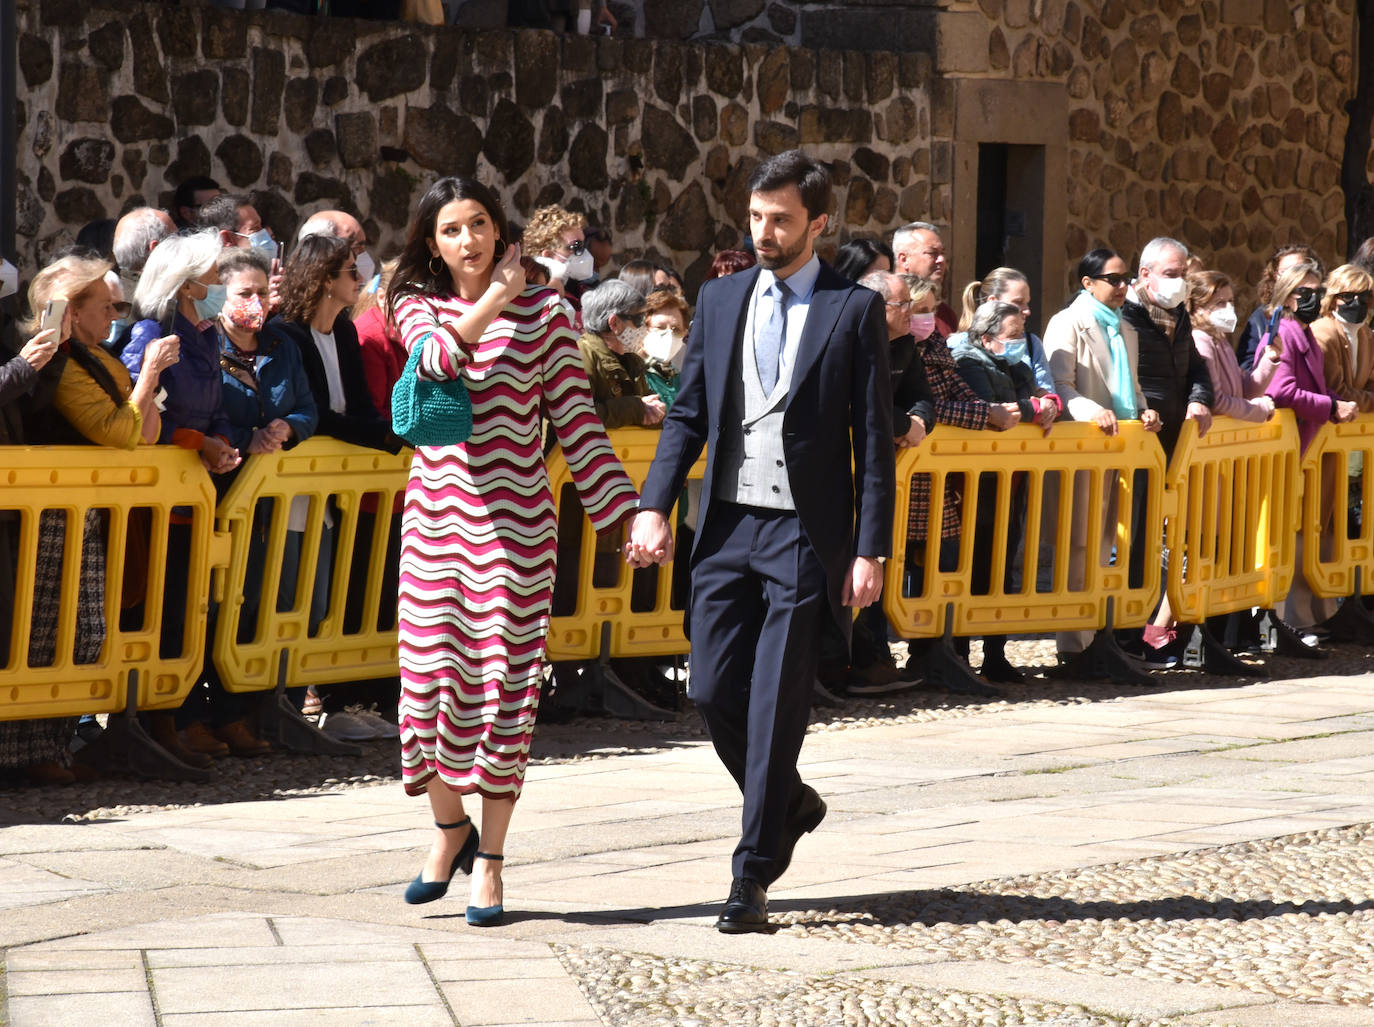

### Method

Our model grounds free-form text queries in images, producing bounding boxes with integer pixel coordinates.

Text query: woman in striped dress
[388,178,639,924]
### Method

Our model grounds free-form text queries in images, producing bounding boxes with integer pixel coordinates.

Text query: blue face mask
[192,283,227,324]
[1002,337,1029,367]
[248,229,278,263]
[106,318,130,347]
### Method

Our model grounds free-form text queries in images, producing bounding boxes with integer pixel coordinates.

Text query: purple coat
[1265,317,1337,453]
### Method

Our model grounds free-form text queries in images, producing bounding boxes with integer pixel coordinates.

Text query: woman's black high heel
[404,816,479,905]
[465,852,505,926]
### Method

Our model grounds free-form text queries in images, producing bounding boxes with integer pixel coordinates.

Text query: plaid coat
[907,331,991,542]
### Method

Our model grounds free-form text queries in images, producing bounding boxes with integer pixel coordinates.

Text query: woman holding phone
[387,177,638,925]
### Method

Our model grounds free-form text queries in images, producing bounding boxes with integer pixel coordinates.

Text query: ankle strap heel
[435,816,471,831]
[474,851,503,861]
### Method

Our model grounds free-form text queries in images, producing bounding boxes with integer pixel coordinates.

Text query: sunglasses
[112,300,132,318]
[1089,273,1130,288]
[340,264,362,281]
[564,240,587,256]
[1295,286,1326,302]
[1334,291,1372,303]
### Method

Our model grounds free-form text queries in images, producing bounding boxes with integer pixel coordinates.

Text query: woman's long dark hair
[1076,247,1121,284]
[833,238,893,283]
[279,234,350,324]
[387,177,510,325]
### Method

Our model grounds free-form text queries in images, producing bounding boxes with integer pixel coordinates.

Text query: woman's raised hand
[491,242,525,302]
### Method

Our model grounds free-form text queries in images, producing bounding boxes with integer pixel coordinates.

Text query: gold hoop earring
[429,256,444,275]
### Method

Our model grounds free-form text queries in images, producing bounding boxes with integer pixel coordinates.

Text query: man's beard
[754,234,808,270]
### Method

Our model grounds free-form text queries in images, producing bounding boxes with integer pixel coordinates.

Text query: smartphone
[40,297,67,334]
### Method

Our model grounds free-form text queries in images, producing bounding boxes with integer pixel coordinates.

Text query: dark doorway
[975,143,1046,337]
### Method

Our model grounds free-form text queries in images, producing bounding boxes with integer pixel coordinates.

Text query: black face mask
[1338,297,1370,325]
[1295,292,1323,324]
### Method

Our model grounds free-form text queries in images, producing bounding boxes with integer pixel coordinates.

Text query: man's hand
[896,418,926,448]
[641,395,666,426]
[1185,401,1212,438]
[625,509,674,567]
[1094,408,1119,435]
[842,556,884,608]
[1141,409,1162,433]
[986,403,1020,430]
[247,427,281,455]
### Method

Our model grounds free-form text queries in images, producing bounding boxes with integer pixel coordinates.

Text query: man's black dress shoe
[773,785,827,884]
[715,877,771,934]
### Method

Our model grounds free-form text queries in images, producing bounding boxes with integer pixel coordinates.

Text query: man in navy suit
[626,150,895,933]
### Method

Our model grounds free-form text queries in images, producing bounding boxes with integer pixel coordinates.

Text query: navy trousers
[688,501,830,886]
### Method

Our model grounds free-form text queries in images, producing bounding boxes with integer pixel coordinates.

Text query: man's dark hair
[196,193,249,234]
[172,175,221,218]
[747,150,832,221]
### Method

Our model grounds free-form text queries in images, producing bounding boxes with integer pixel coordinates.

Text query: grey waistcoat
[716,332,798,511]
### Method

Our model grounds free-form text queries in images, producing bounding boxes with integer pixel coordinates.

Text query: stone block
[253,188,300,244]
[19,33,52,87]
[483,97,536,182]
[720,102,748,145]
[156,5,198,58]
[767,2,796,37]
[56,63,109,123]
[335,113,377,169]
[267,153,293,189]
[852,147,889,182]
[122,148,147,190]
[789,47,813,90]
[173,69,220,127]
[370,167,416,229]
[165,136,212,187]
[59,138,115,185]
[843,50,865,103]
[307,19,355,68]
[538,105,568,166]
[404,105,481,175]
[872,185,897,224]
[569,124,609,191]
[250,47,286,135]
[692,95,718,142]
[653,44,683,105]
[515,30,559,109]
[89,22,125,70]
[1156,90,1185,143]
[111,95,174,144]
[305,129,336,166]
[754,120,799,155]
[606,89,639,125]
[201,6,247,60]
[756,47,789,114]
[799,106,872,145]
[658,181,713,251]
[876,96,918,144]
[624,38,653,74]
[705,44,744,96]
[561,78,602,121]
[989,27,1010,70]
[222,68,250,127]
[294,171,348,205]
[713,0,764,30]
[643,0,703,39]
[845,177,874,225]
[215,135,264,187]
[357,35,426,102]
[129,13,168,104]
[642,105,697,180]
[36,164,55,202]
[459,74,489,117]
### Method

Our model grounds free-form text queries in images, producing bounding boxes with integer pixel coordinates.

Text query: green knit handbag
[391,333,474,446]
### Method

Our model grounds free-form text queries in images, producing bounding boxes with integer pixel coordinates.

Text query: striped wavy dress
[393,288,638,799]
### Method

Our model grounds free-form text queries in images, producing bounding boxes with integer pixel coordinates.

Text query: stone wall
[14,0,1362,315]
[15,0,936,290]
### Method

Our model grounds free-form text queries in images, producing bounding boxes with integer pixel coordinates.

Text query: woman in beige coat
[1043,248,1162,658]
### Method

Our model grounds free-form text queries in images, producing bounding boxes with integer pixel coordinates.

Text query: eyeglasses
[1089,273,1130,287]
[885,300,913,311]
[340,264,362,281]
[1334,291,1372,303]
[112,301,132,317]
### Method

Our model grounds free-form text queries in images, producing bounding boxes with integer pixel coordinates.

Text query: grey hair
[132,230,223,323]
[298,214,338,241]
[112,208,172,276]
[582,279,644,333]
[858,269,898,296]
[892,221,940,253]
[1139,236,1189,271]
[969,300,1022,345]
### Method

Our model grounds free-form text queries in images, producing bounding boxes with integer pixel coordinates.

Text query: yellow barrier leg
[906,606,998,698]
[1045,597,1154,686]
[80,670,213,782]
[255,651,364,756]
[545,623,676,722]
[1312,566,1374,643]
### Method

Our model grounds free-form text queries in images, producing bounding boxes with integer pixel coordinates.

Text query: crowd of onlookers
[5,168,1374,787]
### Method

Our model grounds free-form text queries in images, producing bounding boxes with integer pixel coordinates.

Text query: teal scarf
[1082,291,1138,419]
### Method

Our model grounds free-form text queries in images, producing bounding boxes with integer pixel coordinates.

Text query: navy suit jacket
[639,260,895,633]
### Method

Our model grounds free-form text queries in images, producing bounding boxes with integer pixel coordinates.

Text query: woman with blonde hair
[954,267,1053,392]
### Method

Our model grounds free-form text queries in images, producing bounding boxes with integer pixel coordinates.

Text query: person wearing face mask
[1044,248,1164,662]
[641,286,690,407]
[1121,237,1215,461]
[1239,245,1325,372]
[1188,270,1279,424]
[1266,262,1360,630]
[574,279,666,429]
[953,267,1054,393]
[523,204,595,304]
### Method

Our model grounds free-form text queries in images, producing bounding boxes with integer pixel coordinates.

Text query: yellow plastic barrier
[211,437,411,692]
[0,446,227,720]
[1298,413,1374,599]
[545,428,705,662]
[1163,412,1301,623]
[884,421,1167,639]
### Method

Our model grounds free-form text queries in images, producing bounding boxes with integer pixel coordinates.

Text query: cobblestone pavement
[2,641,1374,1025]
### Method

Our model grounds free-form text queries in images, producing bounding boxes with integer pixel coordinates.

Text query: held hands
[986,402,1020,430]
[842,556,884,608]
[247,420,291,455]
[491,242,525,304]
[641,395,667,426]
[624,509,674,568]
[201,435,242,474]
[19,328,60,371]
[896,418,926,449]
[1185,401,1212,438]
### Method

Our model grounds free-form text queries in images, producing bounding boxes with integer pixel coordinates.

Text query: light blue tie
[755,279,789,394]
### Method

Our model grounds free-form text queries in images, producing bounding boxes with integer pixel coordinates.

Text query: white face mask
[618,322,649,353]
[1150,274,1187,309]
[643,327,685,365]
[355,250,376,286]
[1210,303,1238,334]
[564,249,595,282]
[537,255,567,282]
[0,258,17,300]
